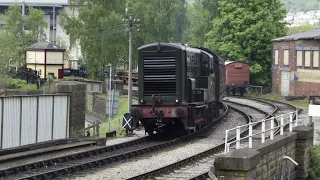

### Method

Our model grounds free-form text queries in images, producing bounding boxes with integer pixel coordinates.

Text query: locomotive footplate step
[0,141,97,164]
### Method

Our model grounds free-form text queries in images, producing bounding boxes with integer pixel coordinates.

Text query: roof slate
[272,28,320,42]
[25,41,65,51]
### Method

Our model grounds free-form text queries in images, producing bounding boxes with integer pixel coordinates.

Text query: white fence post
[261,119,265,143]
[236,126,240,149]
[224,130,229,154]
[289,112,293,132]
[270,118,274,140]
[249,122,253,148]
[280,115,284,135]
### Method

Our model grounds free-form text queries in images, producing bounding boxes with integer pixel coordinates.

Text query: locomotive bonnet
[127,42,226,135]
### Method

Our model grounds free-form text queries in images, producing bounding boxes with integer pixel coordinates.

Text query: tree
[184,0,219,46]
[60,0,188,77]
[60,0,127,78]
[56,37,71,61]
[0,5,47,70]
[205,0,287,86]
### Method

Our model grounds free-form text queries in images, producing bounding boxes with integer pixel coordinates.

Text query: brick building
[272,29,320,97]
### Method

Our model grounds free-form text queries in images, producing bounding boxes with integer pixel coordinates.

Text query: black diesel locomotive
[129,42,226,135]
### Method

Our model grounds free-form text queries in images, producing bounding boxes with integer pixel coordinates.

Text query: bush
[6,78,28,89]
[310,146,320,178]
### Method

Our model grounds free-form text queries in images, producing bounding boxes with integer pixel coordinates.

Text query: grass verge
[86,96,137,139]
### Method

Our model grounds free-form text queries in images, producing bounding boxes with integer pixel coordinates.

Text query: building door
[281,71,290,96]
[58,69,63,79]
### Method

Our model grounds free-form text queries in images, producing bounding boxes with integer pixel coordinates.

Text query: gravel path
[64,108,248,180]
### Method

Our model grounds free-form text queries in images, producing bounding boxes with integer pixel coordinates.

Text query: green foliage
[0,5,47,76]
[1,77,36,90]
[205,0,287,86]
[311,145,320,178]
[56,37,71,60]
[60,0,188,78]
[287,24,315,35]
[184,0,219,46]
[46,75,54,85]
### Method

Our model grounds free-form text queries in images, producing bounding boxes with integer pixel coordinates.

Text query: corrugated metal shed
[272,28,320,42]
[21,97,37,146]
[0,95,70,149]
[2,97,21,149]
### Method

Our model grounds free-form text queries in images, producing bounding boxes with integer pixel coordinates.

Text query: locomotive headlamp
[175,99,179,103]
[130,107,141,118]
[140,100,145,104]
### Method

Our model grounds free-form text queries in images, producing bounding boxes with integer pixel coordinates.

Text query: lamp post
[124,6,139,113]
[105,63,112,132]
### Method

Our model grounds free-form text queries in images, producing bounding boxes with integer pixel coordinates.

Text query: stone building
[25,41,65,79]
[271,29,320,97]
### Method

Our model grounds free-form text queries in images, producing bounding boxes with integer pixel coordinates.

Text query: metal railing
[247,85,263,95]
[85,122,101,137]
[224,110,299,153]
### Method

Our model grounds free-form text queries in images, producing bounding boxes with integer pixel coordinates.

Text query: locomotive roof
[138,42,184,51]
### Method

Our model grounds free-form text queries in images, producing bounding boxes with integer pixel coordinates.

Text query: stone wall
[210,125,313,180]
[86,91,99,112]
[0,89,44,96]
[85,92,107,116]
[92,95,106,115]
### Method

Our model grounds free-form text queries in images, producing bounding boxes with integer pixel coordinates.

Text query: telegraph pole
[128,14,133,113]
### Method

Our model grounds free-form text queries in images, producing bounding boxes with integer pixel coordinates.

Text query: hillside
[186,0,319,12]
[282,0,320,12]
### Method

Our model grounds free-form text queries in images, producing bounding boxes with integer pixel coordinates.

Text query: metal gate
[0,94,70,149]
[281,71,290,96]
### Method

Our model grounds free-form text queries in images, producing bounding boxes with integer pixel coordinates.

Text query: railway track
[127,98,279,180]
[0,106,229,180]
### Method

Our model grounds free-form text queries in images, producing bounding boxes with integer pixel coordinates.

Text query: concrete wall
[272,40,320,97]
[210,125,313,180]
[52,81,87,137]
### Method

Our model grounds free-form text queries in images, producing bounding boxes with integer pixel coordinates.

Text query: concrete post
[210,149,260,180]
[293,125,314,179]
[54,81,87,137]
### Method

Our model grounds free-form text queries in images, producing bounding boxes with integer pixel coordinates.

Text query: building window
[296,51,302,67]
[274,50,279,65]
[305,51,311,67]
[314,51,319,68]
[284,50,289,65]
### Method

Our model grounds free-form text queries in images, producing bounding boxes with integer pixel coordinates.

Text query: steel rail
[2,103,229,180]
[187,98,302,180]
[127,105,250,180]
[128,98,278,180]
